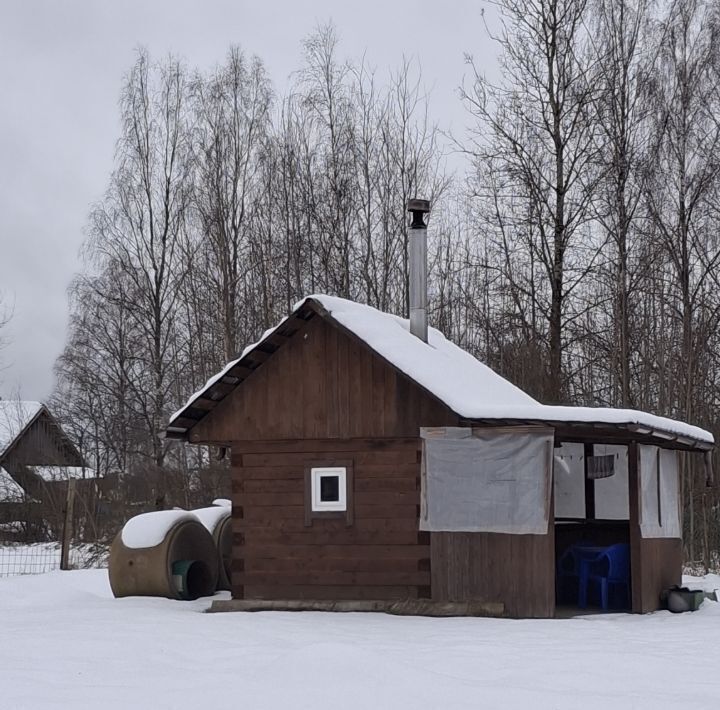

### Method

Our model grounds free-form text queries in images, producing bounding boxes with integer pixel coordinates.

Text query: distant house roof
[28,466,95,482]
[0,400,84,470]
[167,295,714,450]
[0,401,44,459]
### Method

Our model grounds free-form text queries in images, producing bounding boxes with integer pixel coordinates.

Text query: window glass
[310,467,347,512]
[320,475,340,502]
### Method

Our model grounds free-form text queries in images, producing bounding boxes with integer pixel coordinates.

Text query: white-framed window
[310,467,347,512]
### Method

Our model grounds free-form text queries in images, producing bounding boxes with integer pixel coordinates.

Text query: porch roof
[466,407,713,452]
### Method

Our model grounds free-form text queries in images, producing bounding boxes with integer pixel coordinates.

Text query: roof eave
[462,416,713,453]
[166,296,467,442]
[165,300,320,440]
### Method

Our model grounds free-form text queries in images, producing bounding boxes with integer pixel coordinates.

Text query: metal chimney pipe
[407,198,431,342]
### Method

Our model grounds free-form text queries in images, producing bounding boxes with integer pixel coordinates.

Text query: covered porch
[421,410,713,617]
[546,416,711,614]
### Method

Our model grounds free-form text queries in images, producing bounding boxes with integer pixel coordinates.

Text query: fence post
[60,479,77,571]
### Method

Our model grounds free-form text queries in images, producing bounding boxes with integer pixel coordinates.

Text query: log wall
[230,438,432,600]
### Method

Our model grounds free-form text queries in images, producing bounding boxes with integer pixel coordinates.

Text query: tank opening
[172,559,214,600]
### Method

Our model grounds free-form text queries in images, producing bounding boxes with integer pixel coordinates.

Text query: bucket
[666,587,704,613]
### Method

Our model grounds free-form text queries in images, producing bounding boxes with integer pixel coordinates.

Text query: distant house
[0,401,88,539]
[168,296,713,617]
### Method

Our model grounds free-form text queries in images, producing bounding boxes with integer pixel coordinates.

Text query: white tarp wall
[553,442,585,518]
[420,427,553,534]
[553,444,630,520]
[593,445,629,520]
[639,445,681,538]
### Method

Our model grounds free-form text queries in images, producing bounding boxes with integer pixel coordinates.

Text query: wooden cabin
[167,296,714,617]
[0,401,88,539]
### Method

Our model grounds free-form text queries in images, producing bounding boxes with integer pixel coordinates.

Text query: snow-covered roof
[0,401,43,458]
[0,400,84,469]
[468,403,713,445]
[168,295,713,448]
[28,466,95,482]
[169,295,535,424]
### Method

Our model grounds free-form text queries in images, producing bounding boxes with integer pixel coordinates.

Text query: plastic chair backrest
[602,543,630,581]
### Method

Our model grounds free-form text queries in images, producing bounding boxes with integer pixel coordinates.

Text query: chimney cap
[407,198,430,214]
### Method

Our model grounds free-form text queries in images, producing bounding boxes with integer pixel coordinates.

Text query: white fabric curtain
[639,445,681,538]
[553,442,585,519]
[420,427,553,534]
[593,444,629,520]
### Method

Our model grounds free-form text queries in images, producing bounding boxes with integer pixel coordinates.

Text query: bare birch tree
[191,48,273,360]
[643,0,720,562]
[87,50,193,476]
[464,0,601,402]
[588,0,656,407]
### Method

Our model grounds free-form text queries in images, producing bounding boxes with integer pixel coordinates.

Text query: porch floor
[554,604,630,619]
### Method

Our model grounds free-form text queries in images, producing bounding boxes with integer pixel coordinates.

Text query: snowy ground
[1,570,719,710]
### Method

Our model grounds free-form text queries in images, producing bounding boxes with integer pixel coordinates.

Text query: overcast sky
[0,0,496,401]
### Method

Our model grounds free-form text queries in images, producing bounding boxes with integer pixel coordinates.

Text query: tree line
[52,0,720,567]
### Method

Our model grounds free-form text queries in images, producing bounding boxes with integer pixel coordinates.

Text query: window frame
[304,459,354,526]
[311,466,347,511]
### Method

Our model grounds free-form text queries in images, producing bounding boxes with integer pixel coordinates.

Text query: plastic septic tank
[215,515,232,590]
[109,511,219,600]
[192,505,232,591]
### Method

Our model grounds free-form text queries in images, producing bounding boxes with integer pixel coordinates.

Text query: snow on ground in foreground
[1,570,719,710]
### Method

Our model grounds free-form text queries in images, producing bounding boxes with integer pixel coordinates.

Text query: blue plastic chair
[578,543,630,610]
[556,546,581,604]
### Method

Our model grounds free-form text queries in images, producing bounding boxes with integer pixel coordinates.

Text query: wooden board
[431,530,555,618]
[209,598,505,616]
[637,537,682,612]
[240,585,423,601]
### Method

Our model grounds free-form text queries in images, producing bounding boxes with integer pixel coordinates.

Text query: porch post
[627,440,643,612]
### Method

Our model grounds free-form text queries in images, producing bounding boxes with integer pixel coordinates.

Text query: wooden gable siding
[190,314,459,444]
[2,412,82,471]
[1,411,83,502]
[231,438,431,600]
